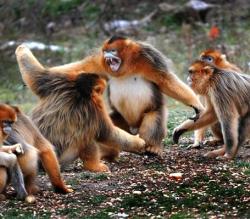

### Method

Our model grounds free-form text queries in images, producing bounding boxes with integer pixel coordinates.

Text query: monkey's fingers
[189,107,201,122]
[15,144,24,155]
[172,128,187,144]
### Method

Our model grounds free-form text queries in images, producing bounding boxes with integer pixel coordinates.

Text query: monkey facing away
[47,36,204,155]
[0,104,35,202]
[15,45,145,173]
[173,60,250,159]
[193,49,243,147]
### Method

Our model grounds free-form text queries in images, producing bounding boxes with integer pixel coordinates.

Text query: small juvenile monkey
[15,45,146,173]
[0,104,34,202]
[48,36,204,155]
[193,49,243,147]
[173,60,250,159]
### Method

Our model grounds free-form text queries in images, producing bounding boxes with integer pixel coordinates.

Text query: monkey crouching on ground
[173,60,250,159]
[15,45,146,173]
[47,36,204,156]
[0,104,35,202]
[0,103,71,201]
[193,49,243,147]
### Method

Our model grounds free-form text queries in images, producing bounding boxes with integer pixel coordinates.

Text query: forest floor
[0,109,249,219]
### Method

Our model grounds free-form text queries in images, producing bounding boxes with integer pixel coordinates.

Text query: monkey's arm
[0,152,28,200]
[0,144,24,154]
[173,105,217,144]
[139,67,204,112]
[49,53,106,76]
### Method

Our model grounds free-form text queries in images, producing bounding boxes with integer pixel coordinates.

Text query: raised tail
[15,45,50,96]
[15,44,45,75]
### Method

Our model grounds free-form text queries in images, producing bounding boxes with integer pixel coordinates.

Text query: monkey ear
[10,105,21,113]
[221,54,227,60]
[203,66,214,74]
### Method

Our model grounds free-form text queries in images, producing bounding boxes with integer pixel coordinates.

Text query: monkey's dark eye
[188,70,193,74]
[2,120,14,126]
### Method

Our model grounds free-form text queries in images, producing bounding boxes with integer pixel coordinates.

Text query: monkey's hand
[13,143,24,155]
[173,119,194,144]
[172,127,187,144]
[133,135,146,154]
[189,106,201,122]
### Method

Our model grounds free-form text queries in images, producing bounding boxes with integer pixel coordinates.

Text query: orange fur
[49,38,203,112]
[47,37,204,156]
[15,45,146,172]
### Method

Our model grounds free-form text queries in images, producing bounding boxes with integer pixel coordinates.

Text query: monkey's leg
[110,111,130,133]
[233,114,250,159]
[173,109,217,144]
[193,96,207,147]
[139,110,167,156]
[9,163,28,200]
[193,123,223,148]
[79,142,110,172]
[203,122,224,146]
[219,115,240,159]
[0,167,7,200]
[99,143,120,162]
[192,128,206,148]
[204,145,226,158]
[35,138,72,193]
[17,146,39,195]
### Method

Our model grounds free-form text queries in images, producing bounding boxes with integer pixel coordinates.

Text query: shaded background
[0,0,250,110]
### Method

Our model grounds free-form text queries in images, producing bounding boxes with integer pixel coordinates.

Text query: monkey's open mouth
[103,52,121,72]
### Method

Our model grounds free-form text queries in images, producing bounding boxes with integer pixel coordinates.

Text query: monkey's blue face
[2,120,14,135]
[103,50,122,72]
[200,55,214,63]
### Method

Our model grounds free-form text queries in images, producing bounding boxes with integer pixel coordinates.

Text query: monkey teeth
[105,57,121,72]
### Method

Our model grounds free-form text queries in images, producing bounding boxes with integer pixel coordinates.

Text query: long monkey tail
[15,45,45,75]
[15,45,46,94]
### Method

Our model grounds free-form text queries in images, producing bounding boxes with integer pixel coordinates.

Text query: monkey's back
[210,71,250,115]
[31,73,101,157]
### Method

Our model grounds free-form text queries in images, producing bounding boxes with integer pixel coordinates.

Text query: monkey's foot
[219,153,234,160]
[54,184,73,194]
[187,142,202,149]
[204,148,225,158]
[26,184,40,195]
[127,136,146,154]
[203,139,223,147]
[25,195,36,204]
[84,162,110,172]
[0,194,6,201]
[145,145,163,157]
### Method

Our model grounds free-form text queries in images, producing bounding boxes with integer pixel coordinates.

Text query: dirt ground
[0,139,249,219]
